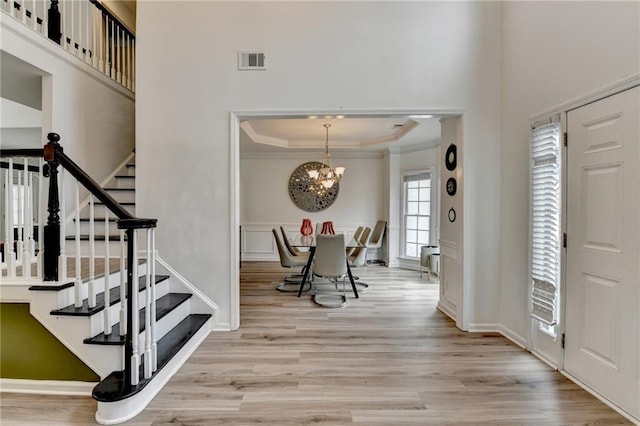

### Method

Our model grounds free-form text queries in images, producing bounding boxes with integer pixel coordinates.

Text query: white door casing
[564,87,639,419]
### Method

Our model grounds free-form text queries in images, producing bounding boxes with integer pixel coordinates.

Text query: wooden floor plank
[0,262,631,425]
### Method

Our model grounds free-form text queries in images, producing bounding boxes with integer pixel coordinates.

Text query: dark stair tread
[51,275,170,316]
[115,175,135,179]
[104,187,135,192]
[95,201,135,206]
[65,235,127,241]
[76,218,119,222]
[83,293,192,345]
[92,314,211,402]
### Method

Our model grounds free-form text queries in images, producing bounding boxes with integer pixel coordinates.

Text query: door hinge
[561,333,565,349]
[563,132,568,147]
[563,233,567,248]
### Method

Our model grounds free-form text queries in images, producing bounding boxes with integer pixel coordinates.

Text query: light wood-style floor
[0,262,631,425]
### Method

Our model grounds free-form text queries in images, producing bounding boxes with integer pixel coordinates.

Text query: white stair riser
[80,204,136,220]
[87,278,171,337]
[105,190,135,204]
[73,220,121,236]
[125,165,135,176]
[135,298,191,352]
[53,262,151,307]
[111,176,136,189]
[65,241,151,258]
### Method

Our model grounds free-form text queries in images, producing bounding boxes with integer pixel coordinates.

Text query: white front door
[565,86,639,419]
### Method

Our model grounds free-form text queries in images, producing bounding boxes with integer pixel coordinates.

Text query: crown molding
[240,150,383,160]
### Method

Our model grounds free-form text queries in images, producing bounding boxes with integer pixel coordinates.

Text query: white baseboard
[436,301,456,322]
[496,324,527,349]
[560,371,640,425]
[0,378,95,396]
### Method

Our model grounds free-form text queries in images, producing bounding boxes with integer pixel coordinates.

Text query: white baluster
[110,18,115,79]
[131,38,135,92]
[98,9,104,72]
[58,167,66,282]
[40,0,47,35]
[70,0,76,55]
[74,181,82,308]
[124,33,129,88]
[28,171,36,260]
[84,0,90,63]
[104,14,109,74]
[150,228,157,371]
[92,6,97,69]
[37,158,44,279]
[21,159,30,277]
[103,206,111,335]
[30,0,37,30]
[21,0,27,24]
[144,229,152,379]
[130,230,140,386]
[60,0,67,50]
[7,0,16,18]
[119,229,126,336]
[6,161,15,277]
[88,194,96,307]
[16,169,23,270]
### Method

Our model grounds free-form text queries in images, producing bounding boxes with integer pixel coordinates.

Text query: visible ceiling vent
[238,51,267,70]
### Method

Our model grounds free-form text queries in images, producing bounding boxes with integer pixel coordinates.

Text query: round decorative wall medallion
[446,177,457,196]
[288,161,339,212]
[445,143,457,171]
[448,208,457,223]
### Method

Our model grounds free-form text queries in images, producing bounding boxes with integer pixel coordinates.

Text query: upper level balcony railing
[2,0,135,92]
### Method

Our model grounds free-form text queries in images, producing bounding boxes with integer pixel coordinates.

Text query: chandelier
[307,123,345,193]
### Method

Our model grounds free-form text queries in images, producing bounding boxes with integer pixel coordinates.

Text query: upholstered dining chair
[348,226,371,267]
[346,226,364,257]
[312,233,349,308]
[280,226,305,256]
[365,220,386,264]
[272,228,310,292]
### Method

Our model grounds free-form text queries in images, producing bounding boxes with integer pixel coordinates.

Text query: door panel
[565,86,639,419]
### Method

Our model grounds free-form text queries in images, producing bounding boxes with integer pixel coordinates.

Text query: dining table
[288,234,362,298]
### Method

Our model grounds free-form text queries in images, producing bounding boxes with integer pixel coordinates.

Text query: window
[530,121,562,336]
[403,171,431,258]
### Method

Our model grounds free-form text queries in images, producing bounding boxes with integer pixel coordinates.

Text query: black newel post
[43,133,62,281]
[48,0,61,44]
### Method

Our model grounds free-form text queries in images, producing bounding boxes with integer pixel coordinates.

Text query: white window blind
[530,122,562,326]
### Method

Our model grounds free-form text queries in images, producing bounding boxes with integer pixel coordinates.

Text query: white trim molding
[0,378,95,396]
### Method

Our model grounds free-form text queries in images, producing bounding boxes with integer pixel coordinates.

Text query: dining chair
[312,233,349,308]
[346,226,364,257]
[348,226,371,267]
[365,220,386,264]
[280,226,305,256]
[272,228,310,292]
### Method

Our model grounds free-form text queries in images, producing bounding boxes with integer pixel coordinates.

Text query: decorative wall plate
[448,207,456,223]
[445,143,457,171]
[446,177,457,196]
[288,161,339,212]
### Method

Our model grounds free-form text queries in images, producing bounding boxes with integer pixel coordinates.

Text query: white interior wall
[500,1,640,343]
[1,18,135,190]
[240,154,384,260]
[136,1,502,329]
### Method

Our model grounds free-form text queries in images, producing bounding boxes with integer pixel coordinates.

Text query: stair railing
[2,0,135,91]
[1,133,156,386]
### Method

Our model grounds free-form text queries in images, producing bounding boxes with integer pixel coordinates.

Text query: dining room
[238,113,450,311]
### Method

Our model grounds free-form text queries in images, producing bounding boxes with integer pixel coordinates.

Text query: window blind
[530,122,561,325]
[404,171,431,183]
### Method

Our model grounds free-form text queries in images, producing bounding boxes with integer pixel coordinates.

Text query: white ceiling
[240,115,442,154]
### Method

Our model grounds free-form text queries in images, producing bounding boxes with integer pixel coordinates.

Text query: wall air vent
[238,51,267,70]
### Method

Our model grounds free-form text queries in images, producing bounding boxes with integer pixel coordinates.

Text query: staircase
[1,137,215,425]
[28,260,212,424]
[66,160,137,254]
